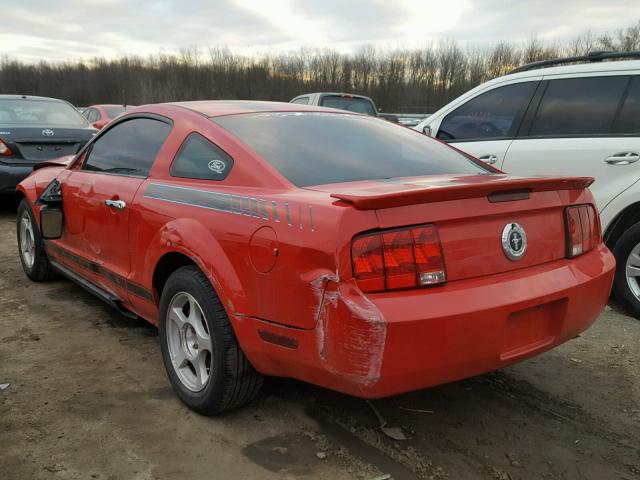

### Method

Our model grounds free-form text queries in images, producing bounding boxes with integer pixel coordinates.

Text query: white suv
[414,52,640,318]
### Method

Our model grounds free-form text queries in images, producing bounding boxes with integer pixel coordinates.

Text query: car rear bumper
[232,244,615,398]
[0,163,34,194]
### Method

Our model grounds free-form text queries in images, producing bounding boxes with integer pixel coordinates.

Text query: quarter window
[529,76,629,137]
[291,97,310,105]
[437,82,537,141]
[614,76,640,135]
[83,117,171,176]
[170,133,233,181]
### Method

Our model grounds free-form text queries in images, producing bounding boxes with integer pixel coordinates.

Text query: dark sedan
[0,95,96,194]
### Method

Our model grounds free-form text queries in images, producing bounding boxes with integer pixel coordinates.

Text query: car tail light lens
[0,139,12,156]
[352,224,446,292]
[565,205,600,258]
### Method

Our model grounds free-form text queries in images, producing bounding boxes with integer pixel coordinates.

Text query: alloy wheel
[19,211,36,269]
[166,292,213,392]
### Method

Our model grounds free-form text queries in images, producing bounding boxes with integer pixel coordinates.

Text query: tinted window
[530,76,628,136]
[438,81,537,141]
[83,117,171,176]
[319,96,376,115]
[171,133,234,181]
[291,97,309,105]
[214,112,488,187]
[0,99,88,127]
[615,76,640,135]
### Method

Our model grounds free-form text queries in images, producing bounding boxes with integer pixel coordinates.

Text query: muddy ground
[0,205,638,480]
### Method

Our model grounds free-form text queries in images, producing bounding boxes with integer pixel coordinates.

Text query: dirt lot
[0,205,638,480]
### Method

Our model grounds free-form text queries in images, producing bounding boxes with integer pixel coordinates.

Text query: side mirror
[40,206,63,239]
[423,125,432,136]
[37,179,64,239]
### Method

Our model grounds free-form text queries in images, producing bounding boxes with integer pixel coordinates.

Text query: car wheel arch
[144,218,245,315]
[604,200,640,251]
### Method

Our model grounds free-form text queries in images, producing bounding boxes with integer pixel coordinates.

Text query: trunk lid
[313,174,593,282]
[0,126,95,163]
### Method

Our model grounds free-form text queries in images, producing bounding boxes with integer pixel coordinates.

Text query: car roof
[501,59,640,82]
[0,94,69,103]
[168,100,346,117]
[296,92,373,100]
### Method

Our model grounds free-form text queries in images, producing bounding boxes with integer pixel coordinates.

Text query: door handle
[478,154,498,165]
[604,152,640,165]
[105,199,126,210]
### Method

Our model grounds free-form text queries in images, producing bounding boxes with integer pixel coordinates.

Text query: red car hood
[310,174,594,209]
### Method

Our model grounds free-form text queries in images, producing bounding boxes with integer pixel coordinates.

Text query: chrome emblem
[42,129,54,137]
[207,159,226,174]
[502,223,527,261]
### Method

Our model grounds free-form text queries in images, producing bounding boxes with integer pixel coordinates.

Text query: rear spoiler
[330,176,594,210]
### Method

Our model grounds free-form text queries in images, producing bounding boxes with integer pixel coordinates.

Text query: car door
[60,116,172,301]
[430,79,540,167]
[502,74,640,212]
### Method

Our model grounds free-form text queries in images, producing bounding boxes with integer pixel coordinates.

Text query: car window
[614,76,640,135]
[319,96,377,115]
[0,99,89,127]
[89,109,100,123]
[214,112,488,187]
[437,81,538,141]
[170,133,234,181]
[83,117,171,177]
[529,76,629,137]
[291,97,310,105]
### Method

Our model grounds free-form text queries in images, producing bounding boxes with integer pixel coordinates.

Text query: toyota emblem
[42,129,55,137]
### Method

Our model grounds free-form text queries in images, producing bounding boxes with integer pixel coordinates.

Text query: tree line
[1,21,639,113]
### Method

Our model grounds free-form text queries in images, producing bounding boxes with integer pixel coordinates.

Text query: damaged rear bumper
[231,244,615,398]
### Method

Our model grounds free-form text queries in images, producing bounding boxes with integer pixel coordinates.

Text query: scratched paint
[313,277,387,387]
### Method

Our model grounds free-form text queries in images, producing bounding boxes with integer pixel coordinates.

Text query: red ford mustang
[16,101,615,414]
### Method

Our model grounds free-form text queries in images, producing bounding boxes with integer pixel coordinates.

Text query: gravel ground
[0,205,638,480]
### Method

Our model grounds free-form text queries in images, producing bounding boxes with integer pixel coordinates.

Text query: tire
[159,265,263,414]
[16,199,56,282]
[613,222,640,319]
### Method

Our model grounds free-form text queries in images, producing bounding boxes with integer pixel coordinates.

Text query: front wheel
[613,223,640,319]
[17,199,56,282]
[159,265,263,414]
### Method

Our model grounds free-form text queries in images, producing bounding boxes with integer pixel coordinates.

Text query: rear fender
[142,218,244,315]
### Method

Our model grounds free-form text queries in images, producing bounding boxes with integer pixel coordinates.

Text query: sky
[1,0,638,62]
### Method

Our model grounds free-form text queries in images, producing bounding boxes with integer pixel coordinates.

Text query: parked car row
[4,51,637,416]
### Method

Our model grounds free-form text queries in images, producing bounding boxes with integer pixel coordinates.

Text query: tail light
[352,224,446,292]
[565,205,600,258]
[0,139,12,157]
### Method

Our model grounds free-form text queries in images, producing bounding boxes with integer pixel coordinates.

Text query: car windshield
[0,99,88,127]
[105,105,128,118]
[214,112,489,187]
[319,96,377,116]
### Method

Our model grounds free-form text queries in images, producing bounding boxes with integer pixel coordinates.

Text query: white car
[414,52,640,318]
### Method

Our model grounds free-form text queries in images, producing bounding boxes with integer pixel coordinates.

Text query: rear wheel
[159,265,262,414]
[613,223,640,319]
[17,199,56,282]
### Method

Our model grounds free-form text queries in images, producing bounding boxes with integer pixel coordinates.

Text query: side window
[437,81,537,141]
[83,117,171,176]
[170,133,234,181]
[291,97,310,105]
[614,76,640,135]
[87,109,99,123]
[529,76,629,137]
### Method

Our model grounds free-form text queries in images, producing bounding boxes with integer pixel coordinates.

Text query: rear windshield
[319,95,377,116]
[105,106,128,118]
[0,99,88,127]
[214,112,488,187]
